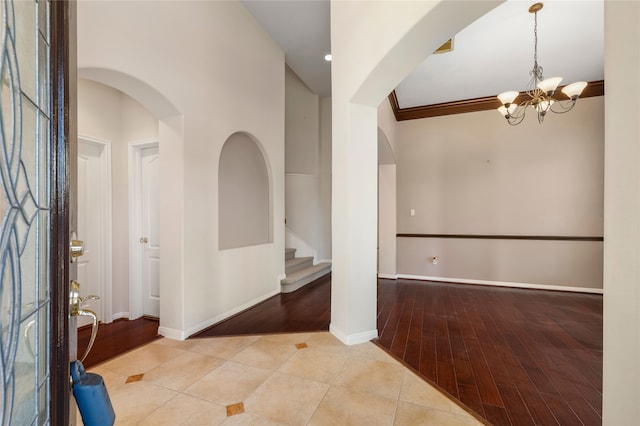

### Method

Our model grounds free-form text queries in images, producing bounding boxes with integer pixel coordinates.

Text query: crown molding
[389,80,604,121]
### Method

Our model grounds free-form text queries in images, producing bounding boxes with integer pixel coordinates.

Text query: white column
[330,102,379,344]
[158,115,184,338]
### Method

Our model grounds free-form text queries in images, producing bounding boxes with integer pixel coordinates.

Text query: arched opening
[218,132,273,250]
[330,0,500,345]
[77,67,183,333]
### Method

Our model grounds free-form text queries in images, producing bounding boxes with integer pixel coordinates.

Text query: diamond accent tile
[226,402,245,416]
[126,373,144,383]
[295,343,308,349]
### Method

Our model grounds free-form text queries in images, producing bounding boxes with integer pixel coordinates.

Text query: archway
[78,67,183,336]
[329,0,501,344]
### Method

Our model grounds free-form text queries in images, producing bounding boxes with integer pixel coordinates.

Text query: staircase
[281,248,331,293]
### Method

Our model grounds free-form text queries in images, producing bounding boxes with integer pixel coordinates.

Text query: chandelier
[497,2,587,125]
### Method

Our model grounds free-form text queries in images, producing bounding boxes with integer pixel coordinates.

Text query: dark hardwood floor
[77,317,161,369]
[376,279,602,426]
[193,273,331,337]
[81,276,603,426]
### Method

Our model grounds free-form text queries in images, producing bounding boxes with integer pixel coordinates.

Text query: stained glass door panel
[0,0,52,424]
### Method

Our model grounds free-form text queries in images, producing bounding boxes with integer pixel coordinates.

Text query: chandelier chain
[534,10,537,68]
[531,9,543,82]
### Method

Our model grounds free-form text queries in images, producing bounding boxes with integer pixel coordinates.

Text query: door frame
[50,1,76,424]
[128,138,159,319]
[78,135,113,323]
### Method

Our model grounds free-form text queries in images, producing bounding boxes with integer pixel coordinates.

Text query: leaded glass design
[0,0,51,424]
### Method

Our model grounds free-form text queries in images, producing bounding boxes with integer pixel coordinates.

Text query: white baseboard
[377,273,398,280]
[112,312,129,321]
[397,274,604,294]
[330,323,378,345]
[183,289,282,339]
[158,327,184,340]
[317,258,332,264]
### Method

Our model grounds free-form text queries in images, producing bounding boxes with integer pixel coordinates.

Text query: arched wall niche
[218,132,273,250]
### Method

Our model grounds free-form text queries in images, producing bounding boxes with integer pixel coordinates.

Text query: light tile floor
[77,332,483,425]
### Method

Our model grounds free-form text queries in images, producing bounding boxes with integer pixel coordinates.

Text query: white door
[140,146,160,317]
[77,139,106,326]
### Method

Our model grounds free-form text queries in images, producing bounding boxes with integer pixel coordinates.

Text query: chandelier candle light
[497,2,587,125]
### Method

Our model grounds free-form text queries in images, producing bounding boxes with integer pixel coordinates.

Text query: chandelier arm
[549,99,577,114]
[507,113,527,126]
[505,100,532,125]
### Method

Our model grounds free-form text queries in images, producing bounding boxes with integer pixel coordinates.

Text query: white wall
[284,65,332,261]
[319,97,332,261]
[285,66,319,175]
[77,78,158,320]
[78,1,285,338]
[378,97,398,157]
[395,96,604,291]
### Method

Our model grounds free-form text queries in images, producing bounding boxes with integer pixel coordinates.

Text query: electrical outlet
[431,256,438,265]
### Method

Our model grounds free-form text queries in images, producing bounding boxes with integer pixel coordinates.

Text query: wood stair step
[281,262,332,293]
[285,248,296,261]
[285,256,314,275]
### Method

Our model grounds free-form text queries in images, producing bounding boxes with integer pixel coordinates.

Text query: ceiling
[242,0,604,108]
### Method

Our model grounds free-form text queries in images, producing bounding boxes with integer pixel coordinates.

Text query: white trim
[128,138,160,319]
[317,258,332,264]
[396,274,604,294]
[78,135,114,324]
[112,312,129,321]
[157,327,184,340]
[377,274,398,280]
[180,288,282,339]
[330,324,379,345]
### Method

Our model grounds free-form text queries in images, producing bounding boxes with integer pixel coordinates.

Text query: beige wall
[603,1,640,422]
[77,78,159,319]
[377,98,398,277]
[395,96,604,290]
[378,164,397,277]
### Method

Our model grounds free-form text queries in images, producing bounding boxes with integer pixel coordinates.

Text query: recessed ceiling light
[324,54,332,62]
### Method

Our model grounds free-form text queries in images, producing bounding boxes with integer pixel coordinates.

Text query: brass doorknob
[70,232,84,263]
